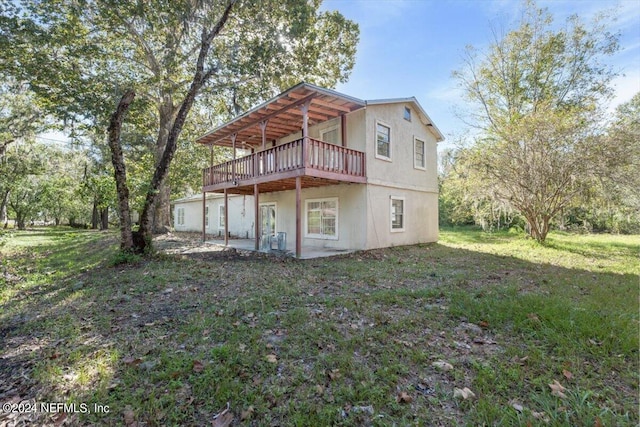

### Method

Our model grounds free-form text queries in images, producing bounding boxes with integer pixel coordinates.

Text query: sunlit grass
[1,227,638,425]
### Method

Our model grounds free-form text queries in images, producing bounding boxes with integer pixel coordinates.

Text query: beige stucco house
[196,82,444,258]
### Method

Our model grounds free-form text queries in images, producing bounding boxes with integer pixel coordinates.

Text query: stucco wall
[259,184,367,251]
[173,195,255,237]
[364,103,438,193]
[363,185,438,250]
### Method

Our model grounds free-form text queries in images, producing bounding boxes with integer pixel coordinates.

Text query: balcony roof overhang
[196,82,366,148]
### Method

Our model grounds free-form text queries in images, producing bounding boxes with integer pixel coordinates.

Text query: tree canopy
[2,0,359,251]
[453,1,623,242]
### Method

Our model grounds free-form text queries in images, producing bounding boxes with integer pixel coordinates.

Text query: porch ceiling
[196,82,365,148]
[206,175,364,195]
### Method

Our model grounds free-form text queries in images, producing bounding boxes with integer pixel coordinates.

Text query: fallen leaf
[588,338,603,346]
[328,369,341,380]
[594,416,603,427]
[315,384,325,395]
[240,406,254,421]
[193,360,205,373]
[562,369,573,380]
[478,320,489,328]
[453,387,476,400]
[49,352,61,360]
[527,313,540,322]
[266,354,278,363]
[511,402,524,412]
[123,407,136,426]
[548,379,567,398]
[532,411,550,423]
[53,412,67,427]
[123,357,142,366]
[211,402,233,427]
[432,360,453,371]
[396,391,413,404]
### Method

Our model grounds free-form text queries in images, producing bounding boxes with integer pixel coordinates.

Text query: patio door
[260,203,276,237]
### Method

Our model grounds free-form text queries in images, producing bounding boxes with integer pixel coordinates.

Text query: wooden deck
[203,138,366,194]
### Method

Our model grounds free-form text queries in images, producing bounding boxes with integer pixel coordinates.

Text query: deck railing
[203,138,365,187]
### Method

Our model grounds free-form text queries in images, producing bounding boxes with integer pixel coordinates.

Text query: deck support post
[224,188,229,246]
[231,133,237,183]
[341,114,347,147]
[295,175,302,258]
[259,120,268,151]
[202,191,206,241]
[300,101,310,167]
[254,184,260,251]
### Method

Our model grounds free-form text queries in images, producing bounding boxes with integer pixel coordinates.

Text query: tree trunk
[108,90,136,252]
[0,190,8,224]
[91,199,99,229]
[152,99,178,234]
[100,207,108,230]
[16,213,26,230]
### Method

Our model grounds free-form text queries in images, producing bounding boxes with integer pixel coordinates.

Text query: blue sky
[321,0,640,148]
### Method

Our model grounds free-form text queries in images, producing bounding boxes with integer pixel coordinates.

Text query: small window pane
[404,107,411,121]
[414,139,425,168]
[376,124,390,158]
[391,199,404,229]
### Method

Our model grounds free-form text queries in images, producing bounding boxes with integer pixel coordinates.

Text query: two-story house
[194,82,444,258]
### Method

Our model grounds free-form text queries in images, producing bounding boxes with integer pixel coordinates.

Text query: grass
[0,226,637,426]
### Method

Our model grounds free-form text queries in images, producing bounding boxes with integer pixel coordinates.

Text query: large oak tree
[3,0,359,251]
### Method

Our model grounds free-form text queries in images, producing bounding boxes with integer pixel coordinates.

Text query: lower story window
[306,198,338,239]
[390,197,405,231]
[176,207,185,226]
[218,205,225,229]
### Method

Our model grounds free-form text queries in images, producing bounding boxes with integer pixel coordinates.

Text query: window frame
[413,137,426,170]
[176,207,185,226]
[304,197,339,240]
[375,121,392,161]
[218,204,225,229]
[390,196,405,232]
[404,106,412,122]
[320,124,340,145]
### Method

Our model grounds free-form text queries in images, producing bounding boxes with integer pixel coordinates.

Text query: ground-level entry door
[260,203,276,237]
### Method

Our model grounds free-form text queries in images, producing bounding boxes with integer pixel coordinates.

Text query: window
[305,198,338,239]
[376,122,391,160]
[218,205,225,229]
[414,137,426,170]
[404,107,412,121]
[176,207,185,226]
[321,126,340,145]
[390,197,405,232]
[205,206,209,228]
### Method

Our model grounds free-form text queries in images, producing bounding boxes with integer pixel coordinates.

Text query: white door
[260,203,276,237]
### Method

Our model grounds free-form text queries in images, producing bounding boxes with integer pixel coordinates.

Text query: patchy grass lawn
[0,227,637,426]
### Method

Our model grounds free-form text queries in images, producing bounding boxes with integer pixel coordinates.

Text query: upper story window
[404,107,411,121]
[321,126,340,145]
[376,122,391,160]
[414,137,426,170]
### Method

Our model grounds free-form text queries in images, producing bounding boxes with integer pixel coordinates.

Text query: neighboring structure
[196,82,444,258]
[172,193,255,238]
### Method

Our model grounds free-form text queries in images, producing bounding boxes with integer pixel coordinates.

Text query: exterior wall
[173,195,256,237]
[364,103,438,193]
[363,184,438,250]
[259,184,367,252]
